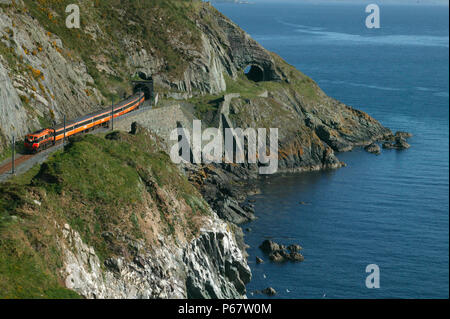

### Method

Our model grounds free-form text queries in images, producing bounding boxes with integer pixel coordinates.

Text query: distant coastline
[209,0,254,4]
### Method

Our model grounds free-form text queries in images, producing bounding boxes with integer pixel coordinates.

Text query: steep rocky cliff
[0,0,397,298]
[0,126,250,298]
[0,0,392,162]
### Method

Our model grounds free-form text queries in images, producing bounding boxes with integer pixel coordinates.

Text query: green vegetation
[224,73,268,99]
[186,62,321,125]
[0,235,81,299]
[0,183,82,299]
[13,0,204,101]
[0,127,209,298]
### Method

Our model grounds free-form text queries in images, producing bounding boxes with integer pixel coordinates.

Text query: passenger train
[24,92,145,153]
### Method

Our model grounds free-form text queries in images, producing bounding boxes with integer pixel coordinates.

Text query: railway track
[0,104,152,182]
[0,153,34,175]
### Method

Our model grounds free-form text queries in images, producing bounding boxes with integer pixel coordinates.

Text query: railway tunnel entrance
[132,78,154,105]
[244,64,265,82]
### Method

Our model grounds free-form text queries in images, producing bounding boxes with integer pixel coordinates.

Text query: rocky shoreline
[183,130,412,295]
[0,0,414,299]
[365,131,412,154]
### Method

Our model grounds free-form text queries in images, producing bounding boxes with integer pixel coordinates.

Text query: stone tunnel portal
[244,64,265,82]
[132,79,154,103]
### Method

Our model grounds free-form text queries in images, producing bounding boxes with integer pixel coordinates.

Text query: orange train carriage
[24,92,145,153]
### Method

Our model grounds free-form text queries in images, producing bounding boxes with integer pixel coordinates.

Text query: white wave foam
[273,19,449,48]
[319,79,404,91]
[433,91,449,98]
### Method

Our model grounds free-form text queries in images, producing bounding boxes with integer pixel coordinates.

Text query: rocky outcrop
[0,61,32,143]
[0,0,411,300]
[198,5,284,83]
[0,0,395,167]
[382,131,412,150]
[259,240,304,263]
[183,215,251,299]
[60,212,250,299]
[0,4,101,150]
[262,287,277,296]
[365,143,381,155]
[186,163,257,225]
[61,223,186,299]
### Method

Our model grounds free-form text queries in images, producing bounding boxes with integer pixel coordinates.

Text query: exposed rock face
[0,1,393,167]
[185,163,257,225]
[28,125,251,299]
[0,1,409,300]
[61,212,250,299]
[0,62,32,142]
[0,1,283,151]
[61,223,186,299]
[0,5,100,149]
[183,215,251,299]
[199,7,283,83]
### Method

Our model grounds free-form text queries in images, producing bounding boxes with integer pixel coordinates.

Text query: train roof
[53,93,143,131]
[27,128,51,137]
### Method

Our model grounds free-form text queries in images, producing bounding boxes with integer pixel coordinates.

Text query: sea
[214,1,449,299]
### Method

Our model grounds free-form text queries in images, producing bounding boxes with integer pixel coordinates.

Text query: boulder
[394,136,411,150]
[395,131,413,139]
[287,244,302,252]
[259,240,281,254]
[383,135,411,150]
[364,143,381,155]
[269,252,285,263]
[262,287,277,296]
[289,252,305,262]
[260,240,304,263]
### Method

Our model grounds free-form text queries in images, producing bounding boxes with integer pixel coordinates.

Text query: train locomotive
[24,92,145,153]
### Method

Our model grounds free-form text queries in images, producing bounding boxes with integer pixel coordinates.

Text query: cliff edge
[0,0,397,298]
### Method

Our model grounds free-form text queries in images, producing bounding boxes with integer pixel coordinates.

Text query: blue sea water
[214,2,449,299]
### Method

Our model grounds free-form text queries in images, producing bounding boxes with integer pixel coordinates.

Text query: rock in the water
[256,257,264,264]
[364,143,381,155]
[289,252,305,262]
[259,240,281,254]
[262,287,277,296]
[269,252,285,263]
[395,131,413,139]
[394,136,411,150]
[382,142,395,149]
[383,134,411,150]
[260,240,304,263]
[288,244,302,252]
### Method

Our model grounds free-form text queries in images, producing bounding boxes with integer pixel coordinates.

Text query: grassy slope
[18,0,202,98]
[189,55,323,126]
[0,128,210,298]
